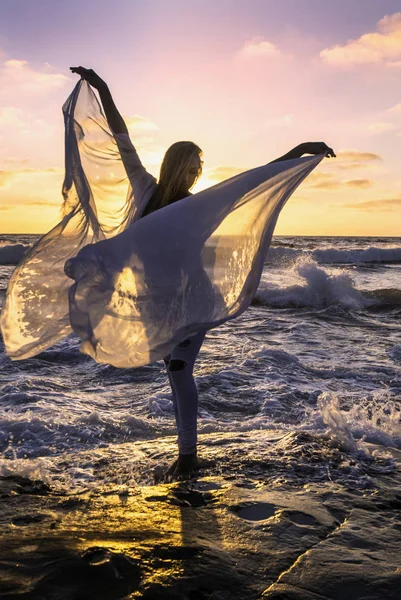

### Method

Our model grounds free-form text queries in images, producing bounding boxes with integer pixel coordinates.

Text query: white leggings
[163,331,206,455]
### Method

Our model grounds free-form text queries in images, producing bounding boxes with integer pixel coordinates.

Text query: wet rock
[262,508,401,600]
[0,475,50,495]
[230,502,277,521]
[12,514,47,527]
[285,512,320,527]
[148,544,201,560]
[33,547,141,599]
[57,497,86,509]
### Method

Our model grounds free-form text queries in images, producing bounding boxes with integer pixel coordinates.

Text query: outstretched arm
[70,66,157,214]
[270,142,336,164]
[70,67,128,134]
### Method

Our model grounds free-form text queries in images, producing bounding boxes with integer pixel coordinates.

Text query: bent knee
[169,359,187,372]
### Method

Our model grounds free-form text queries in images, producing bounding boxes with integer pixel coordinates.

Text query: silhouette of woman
[69,67,337,479]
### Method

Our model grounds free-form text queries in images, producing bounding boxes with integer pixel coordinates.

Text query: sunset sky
[0,0,400,235]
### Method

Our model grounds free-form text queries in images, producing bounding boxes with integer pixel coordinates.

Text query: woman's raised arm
[70,66,157,215]
[270,142,336,163]
[70,67,128,134]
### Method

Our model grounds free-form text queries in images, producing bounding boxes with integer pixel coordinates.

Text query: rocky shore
[1,432,400,599]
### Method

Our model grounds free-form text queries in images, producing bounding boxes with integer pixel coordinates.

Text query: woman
[69,67,335,480]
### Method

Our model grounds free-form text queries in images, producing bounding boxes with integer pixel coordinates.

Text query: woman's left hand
[302,142,336,157]
[70,66,106,90]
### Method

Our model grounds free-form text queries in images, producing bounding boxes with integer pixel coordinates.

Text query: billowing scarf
[1,81,323,367]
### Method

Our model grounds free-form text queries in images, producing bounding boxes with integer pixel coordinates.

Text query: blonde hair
[145,141,202,214]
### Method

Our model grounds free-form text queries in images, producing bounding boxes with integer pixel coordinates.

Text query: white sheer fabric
[1,81,154,360]
[1,81,323,366]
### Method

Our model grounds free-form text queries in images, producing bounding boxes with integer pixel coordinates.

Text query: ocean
[0,234,400,598]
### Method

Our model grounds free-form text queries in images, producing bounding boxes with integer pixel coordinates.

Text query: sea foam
[254,259,371,309]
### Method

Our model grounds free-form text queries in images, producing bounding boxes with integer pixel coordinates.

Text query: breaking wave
[266,245,401,266]
[0,243,30,265]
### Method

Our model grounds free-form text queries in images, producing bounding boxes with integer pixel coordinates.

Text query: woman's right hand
[302,142,336,158]
[70,66,106,90]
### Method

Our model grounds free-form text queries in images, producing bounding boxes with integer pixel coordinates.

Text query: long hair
[145,141,202,214]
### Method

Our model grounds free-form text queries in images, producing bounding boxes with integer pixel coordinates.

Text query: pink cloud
[0,58,69,95]
[320,12,401,67]
[238,37,280,58]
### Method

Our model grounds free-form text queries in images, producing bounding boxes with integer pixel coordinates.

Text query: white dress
[1,81,323,367]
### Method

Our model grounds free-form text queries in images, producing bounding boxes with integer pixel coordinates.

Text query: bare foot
[165,452,198,482]
[153,452,216,483]
[154,452,214,483]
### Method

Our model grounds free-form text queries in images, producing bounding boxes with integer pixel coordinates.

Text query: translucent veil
[1,80,323,366]
[1,81,152,359]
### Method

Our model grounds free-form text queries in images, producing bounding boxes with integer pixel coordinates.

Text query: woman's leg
[163,355,179,426]
[165,331,206,455]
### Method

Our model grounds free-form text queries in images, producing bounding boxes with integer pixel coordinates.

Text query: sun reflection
[110,267,141,318]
